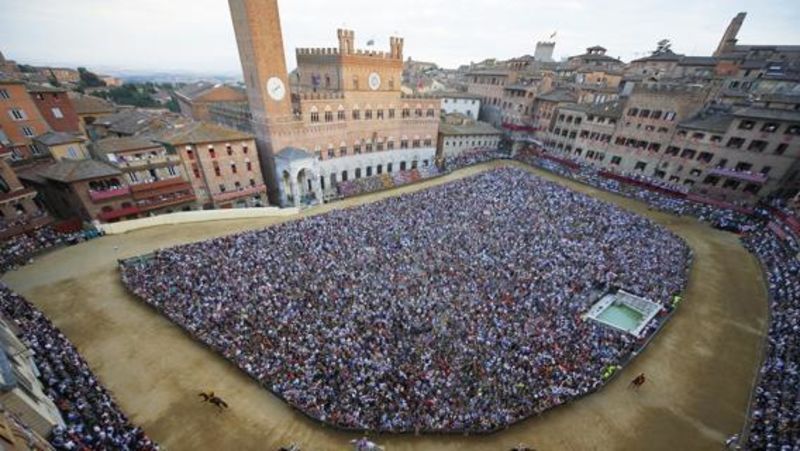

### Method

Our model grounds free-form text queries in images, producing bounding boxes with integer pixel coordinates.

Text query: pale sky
[1,0,799,75]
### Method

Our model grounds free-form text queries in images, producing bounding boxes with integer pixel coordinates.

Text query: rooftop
[156,122,253,146]
[440,116,502,136]
[25,83,66,93]
[677,56,718,67]
[175,81,216,100]
[537,88,578,103]
[69,93,116,115]
[466,69,511,77]
[95,137,162,154]
[678,107,736,133]
[275,147,314,162]
[733,106,800,122]
[505,83,538,92]
[93,110,156,135]
[574,100,626,119]
[438,91,483,100]
[631,49,684,63]
[175,82,246,102]
[0,74,24,85]
[34,131,85,146]
[31,159,121,183]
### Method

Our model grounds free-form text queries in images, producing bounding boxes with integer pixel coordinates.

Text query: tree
[78,67,106,88]
[654,39,672,55]
[100,84,159,108]
[17,64,38,73]
[165,97,180,113]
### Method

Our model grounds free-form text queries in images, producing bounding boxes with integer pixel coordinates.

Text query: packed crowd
[742,224,800,450]
[513,148,758,232]
[444,148,510,172]
[336,166,440,199]
[121,168,690,433]
[0,284,159,450]
[1,226,103,274]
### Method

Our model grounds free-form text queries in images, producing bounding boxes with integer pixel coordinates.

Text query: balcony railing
[131,176,191,194]
[0,188,37,204]
[212,185,267,203]
[0,214,53,240]
[138,193,197,212]
[708,167,769,183]
[97,205,141,222]
[88,186,131,202]
[118,155,182,169]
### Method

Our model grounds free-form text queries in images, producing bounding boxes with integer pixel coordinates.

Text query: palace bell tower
[229,0,294,201]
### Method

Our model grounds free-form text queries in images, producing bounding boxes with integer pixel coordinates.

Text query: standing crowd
[0,284,159,450]
[121,168,690,433]
[512,148,758,231]
[444,148,510,172]
[336,166,441,199]
[1,226,103,274]
[742,225,800,450]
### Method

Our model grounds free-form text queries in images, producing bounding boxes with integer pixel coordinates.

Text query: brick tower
[228,0,293,201]
[714,12,746,57]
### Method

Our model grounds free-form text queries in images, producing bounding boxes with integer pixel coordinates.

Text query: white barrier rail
[96,207,301,235]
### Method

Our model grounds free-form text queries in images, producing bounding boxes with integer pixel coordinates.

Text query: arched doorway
[282,170,292,203]
[297,169,311,201]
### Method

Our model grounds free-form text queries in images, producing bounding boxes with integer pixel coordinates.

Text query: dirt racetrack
[2,161,768,450]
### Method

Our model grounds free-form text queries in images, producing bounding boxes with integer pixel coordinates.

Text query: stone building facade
[0,316,64,439]
[95,137,197,214]
[175,83,248,123]
[0,154,50,239]
[437,113,502,158]
[229,0,439,206]
[542,82,800,203]
[158,122,267,209]
[0,79,52,164]
[27,85,81,134]
[440,92,481,118]
[20,158,134,223]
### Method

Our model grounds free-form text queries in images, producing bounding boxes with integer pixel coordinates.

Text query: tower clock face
[368,72,381,90]
[266,77,286,101]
